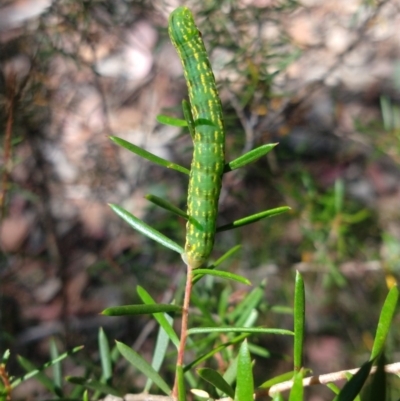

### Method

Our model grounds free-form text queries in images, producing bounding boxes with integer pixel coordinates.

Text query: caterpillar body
[168,7,225,268]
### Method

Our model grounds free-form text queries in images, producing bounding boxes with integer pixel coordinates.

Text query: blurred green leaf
[49,338,63,396]
[66,376,121,397]
[334,179,344,214]
[289,369,304,401]
[217,206,290,232]
[98,328,112,382]
[366,353,386,401]
[176,365,186,401]
[235,340,253,401]
[102,303,182,316]
[187,327,294,335]
[156,114,187,127]
[12,346,83,388]
[116,341,171,395]
[197,368,235,398]
[370,285,399,360]
[227,283,265,326]
[145,194,188,219]
[293,271,305,371]
[272,392,285,401]
[110,136,189,175]
[192,245,242,285]
[192,269,251,285]
[326,382,341,394]
[184,334,248,372]
[145,313,173,392]
[109,204,184,254]
[1,350,10,365]
[17,355,59,396]
[334,359,374,401]
[224,143,278,172]
[259,371,294,389]
[137,286,180,348]
[212,245,242,268]
[222,355,238,390]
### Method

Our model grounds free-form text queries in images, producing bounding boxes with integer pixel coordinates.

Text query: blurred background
[0,0,400,399]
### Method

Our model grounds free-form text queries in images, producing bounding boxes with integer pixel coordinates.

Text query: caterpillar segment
[168,7,225,268]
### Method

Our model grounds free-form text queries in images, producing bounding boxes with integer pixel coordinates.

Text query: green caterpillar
[169,7,225,268]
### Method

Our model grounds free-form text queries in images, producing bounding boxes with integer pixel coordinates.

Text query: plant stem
[263,362,400,396]
[172,264,193,399]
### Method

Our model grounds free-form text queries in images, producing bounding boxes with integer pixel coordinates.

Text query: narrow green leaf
[184,334,249,372]
[182,99,196,140]
[188,327,294,336]
[212,245,242,268]
[17,355,58,395]
[242,309,259,328]
[192,245,242,285]
[289,369,304,401]
[176,364,186,401]
[218,287,231,319]
[235,340,253,401]
[98,328,112,382]
[326,382,341,394]
[217,206,290,232]
[11,346,83,388]
[82,390,89,401]
[110,136,189,175]
[227,283,265,325]
[192,269,251,285]
[145,194,188,219]
[197,368,235,398]
[102,303,182,316]
[145,313,173,392]
[1,350,10,365]
[116,341,171,395]
[224,143,278,172]
[366,353,386,401]
[156,114,188,127]
[136,286,180,348]
[294,271,305,371]
[271,305,293,314]
[66,376,121,397]
[109,204,184,254]
[259,371,294,389]
[272,392,285,401]
[223,356,238,389]
[334,359,374,401]
[190,293,219,326]
[49,338,63,395]
[380,96,392,131]
[370,285,399,360]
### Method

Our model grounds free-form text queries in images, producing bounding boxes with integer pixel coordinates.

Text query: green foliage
[3,3,400,401]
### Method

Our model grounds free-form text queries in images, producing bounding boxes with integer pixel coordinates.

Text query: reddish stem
[172,264,193,399]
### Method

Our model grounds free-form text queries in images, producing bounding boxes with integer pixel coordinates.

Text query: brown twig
[263,362,400,397]
[0,73,16,220]
[172,264,194,399]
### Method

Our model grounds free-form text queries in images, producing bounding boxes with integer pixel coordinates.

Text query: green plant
[95,6,398,401]
[1,4,399,401]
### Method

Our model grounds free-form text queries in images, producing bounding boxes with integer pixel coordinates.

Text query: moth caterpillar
[168,7,225,268]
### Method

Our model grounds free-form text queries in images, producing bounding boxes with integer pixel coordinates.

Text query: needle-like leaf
[110,136,189,175]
